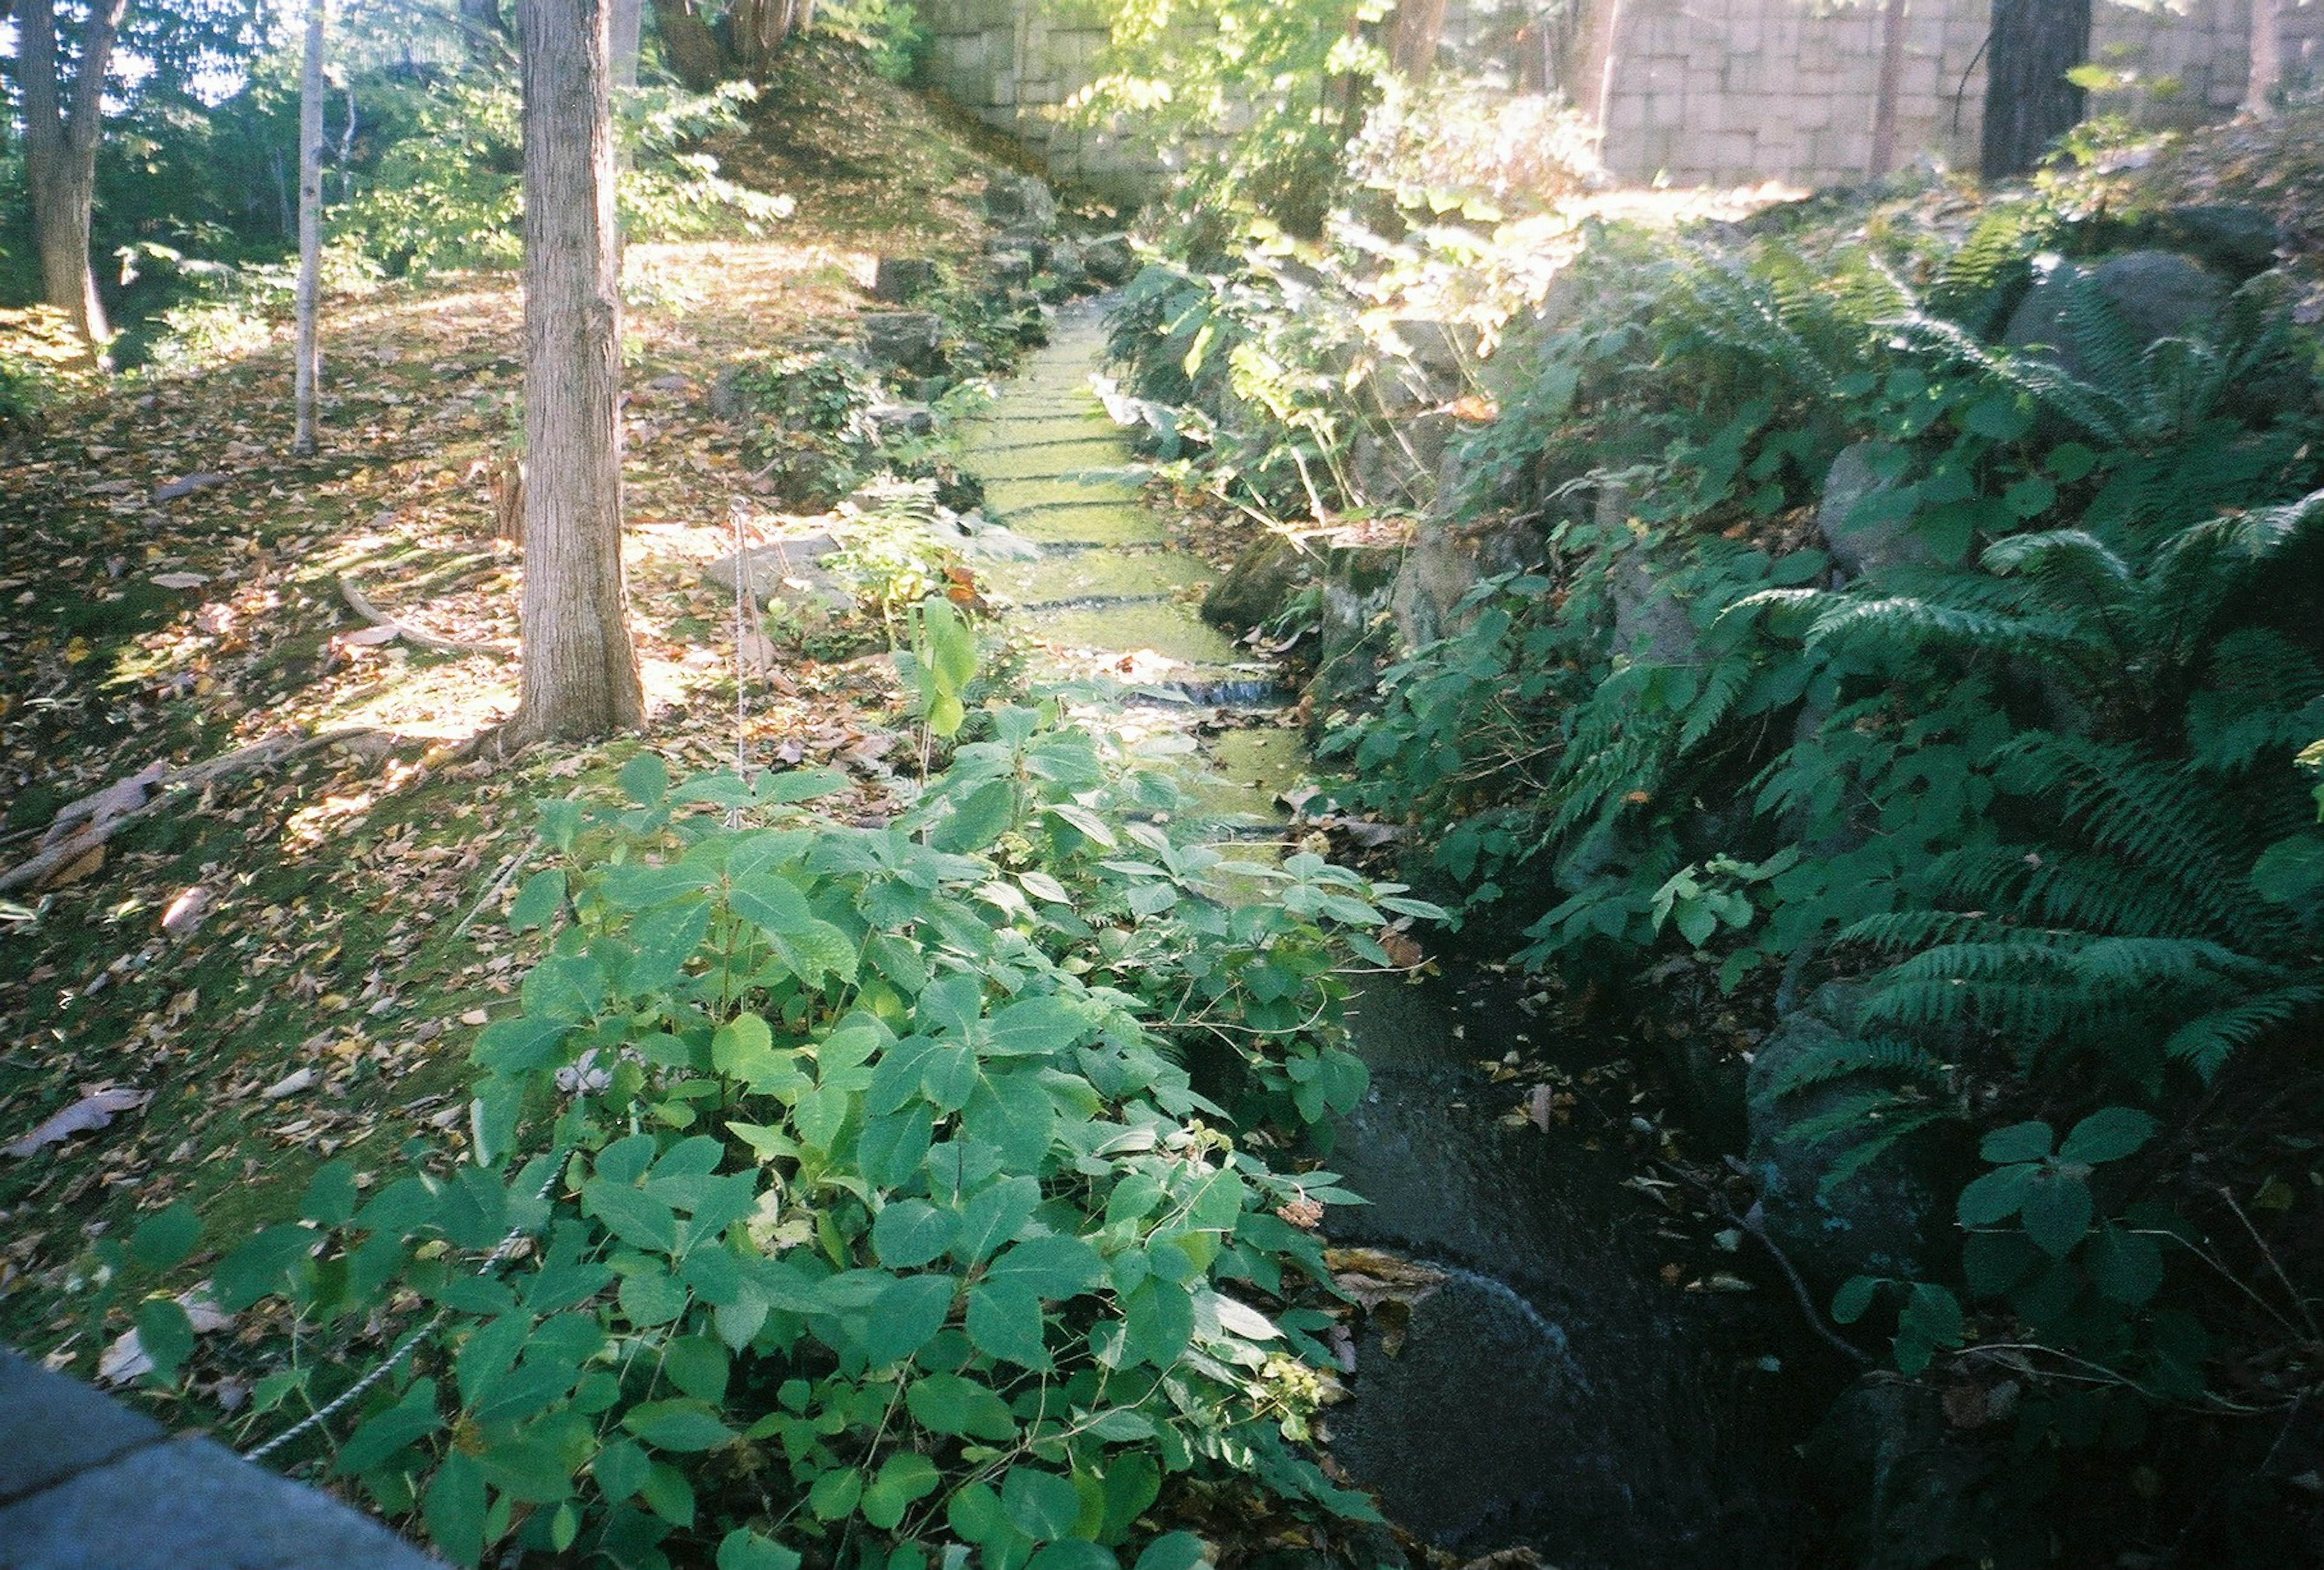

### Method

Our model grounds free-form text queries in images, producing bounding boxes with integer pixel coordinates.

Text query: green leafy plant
[184,688,1424,1568]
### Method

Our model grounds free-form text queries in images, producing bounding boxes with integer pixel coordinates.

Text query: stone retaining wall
[916,0,2324,194]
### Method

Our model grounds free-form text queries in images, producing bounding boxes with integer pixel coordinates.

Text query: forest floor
[0,41,1040,1400]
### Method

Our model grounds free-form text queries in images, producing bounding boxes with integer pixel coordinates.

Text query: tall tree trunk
[2242,0,2280,117]
[17,0,131,365]
[503,0,644,748]
[1390,0,1450,78]
[648,0,729,88]
[1980,0,2089,179]
[724,0,813,78]
[611,0,645,88]
[292,0,328,457]
[1571,0,1625,133]
[1868,0,1910,178]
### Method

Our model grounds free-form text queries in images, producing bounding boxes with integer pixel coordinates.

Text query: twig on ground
[336,572,511,657]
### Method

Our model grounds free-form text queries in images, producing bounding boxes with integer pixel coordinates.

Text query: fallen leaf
[4,1085,151,1158]
[261,1066,317,1100]
[149,572,211,590]
[160,885,212,937]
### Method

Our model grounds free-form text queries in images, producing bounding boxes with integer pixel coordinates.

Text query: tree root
[336,572,512,657]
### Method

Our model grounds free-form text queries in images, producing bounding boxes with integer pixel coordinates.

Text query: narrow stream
[956,301,1827,1566]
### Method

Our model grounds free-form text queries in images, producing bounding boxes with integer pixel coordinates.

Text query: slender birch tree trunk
[17,0,133,365]
[501,0,645,748]
[292,0,328,456]
[2243,0,2281,117]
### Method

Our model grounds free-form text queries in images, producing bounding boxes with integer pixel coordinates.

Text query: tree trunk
[648,0,729,88]
[16,0,131,365]
[724,0,813,78]
[292,0,327,457]
[502,0,644,748]
[1571,0,1626,134]
[2242,0,2280,117]
[1868,0,1909,178]
[1390,0,1451,78]
[459,0,511,63]
[1980,0,2090,179]
[612,0,645,88]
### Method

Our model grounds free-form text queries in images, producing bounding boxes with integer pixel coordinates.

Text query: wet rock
[987,229,1052,271]
[982,172,1057,232]
[859,311,946,375]
[703,537,850,614]
[1082,233,1135,286]
[1817,442,1965,580]
[1045,238,1088,294]
[1202,531,1315,632]
[872,256,938,303]
[1745,988,1958,1292]
[2002,250,2230,381]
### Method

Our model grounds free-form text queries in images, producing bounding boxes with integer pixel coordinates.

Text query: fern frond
[2162,981,2324,1080]
[1770,1035,1948,1097]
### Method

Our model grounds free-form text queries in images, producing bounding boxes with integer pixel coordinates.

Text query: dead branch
[0,728,382,894]
[336,572,513,657]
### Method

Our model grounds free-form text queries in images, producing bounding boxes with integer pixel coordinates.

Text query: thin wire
[241,1131,574,1465]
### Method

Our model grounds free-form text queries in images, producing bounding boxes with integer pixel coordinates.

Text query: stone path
[959,304,1295,752]
[0,1347,444,1570]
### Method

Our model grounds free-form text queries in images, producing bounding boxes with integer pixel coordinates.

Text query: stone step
[981,547,1215,607]
[999,503,1171,548]
[1035,599,1247,668]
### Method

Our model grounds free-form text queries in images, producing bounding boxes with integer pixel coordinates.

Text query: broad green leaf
[967,1282,1051,1368]
[619,751,671,806]
[954,1174,1041,1264]
[1002,1467,1083,1542]
[986,1235,1107,1300]
[908,1371,1019,1440]
[983,994,1089,1058]
[582,1179,679,1254]
[129,1201,203,1271]
[862,1452,942,1530]
[720,1529,805,1570]
[2058,1107,2156,1166]
[1977,1121,2054,1164]
[663,1335,731,1404]
[2020,1171,2094,1258]
[1029,1546,1116,1570]
[1830,1275,1879,1325]
[874,1200,956,1269]
[338,1379,443,1477]
[1957,1164,2036,1226]
[423,1451,488,1568]
[865,1273,958,1366]
[133,1297,195,1383]
[1134,1533,1212,1570]
[592,1438,652,1502]
[506,869,566,931]
[623,1399,735,1453]
[809,1467,863,1521]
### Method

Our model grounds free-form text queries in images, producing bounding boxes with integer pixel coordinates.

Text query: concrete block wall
[917,0,2320,197]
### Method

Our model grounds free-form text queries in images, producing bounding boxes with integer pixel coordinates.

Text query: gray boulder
[2002,249,2231,379]
[864,402,934,442]
[1045,239,1088,294]
[1804,1382,2029,1570]
[1082,234,1135,286]
[988,250,1034,289]
[983,173,1057,232]
[704,536,850,614]
[859,311,945,376]
[1817,442,1965,580]
[2151,203,2284,277]
[1744,988,1956,1292]
[872,257,938,303]
[1610,538,1700,665]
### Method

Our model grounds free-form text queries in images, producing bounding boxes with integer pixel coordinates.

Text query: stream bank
[956,296,1838,1569]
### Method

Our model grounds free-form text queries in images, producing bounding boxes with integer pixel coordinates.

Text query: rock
[703,537,850,614]
[872,256,938,303]
[1310,542,1405,715]
[1202,532,1315,632]
[1389,513,1538,649]
[986,228,1052,270]
[2002,249,2231,381]
[2150,204,2284,278]
[1804,1381,2027,1570]
[1045,238,1088,294]
[859,311,945,376]
[1817,442,1963,579]
[1744,988,1958,1292]
[947,513,1042,560]
[865,402,934,441]
[1082,233,1135,286]
[989,249,1034,289]
[983,172,1057,232]
[1610,537,1700,664]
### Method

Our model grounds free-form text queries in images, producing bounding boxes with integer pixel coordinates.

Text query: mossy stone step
[1000,504,1170,548]
[1036,599,1247,668]
[982,547,1215,607]
[982,473,1144,512]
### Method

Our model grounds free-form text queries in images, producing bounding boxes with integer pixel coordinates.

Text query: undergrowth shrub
[144,671,1437,1568]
